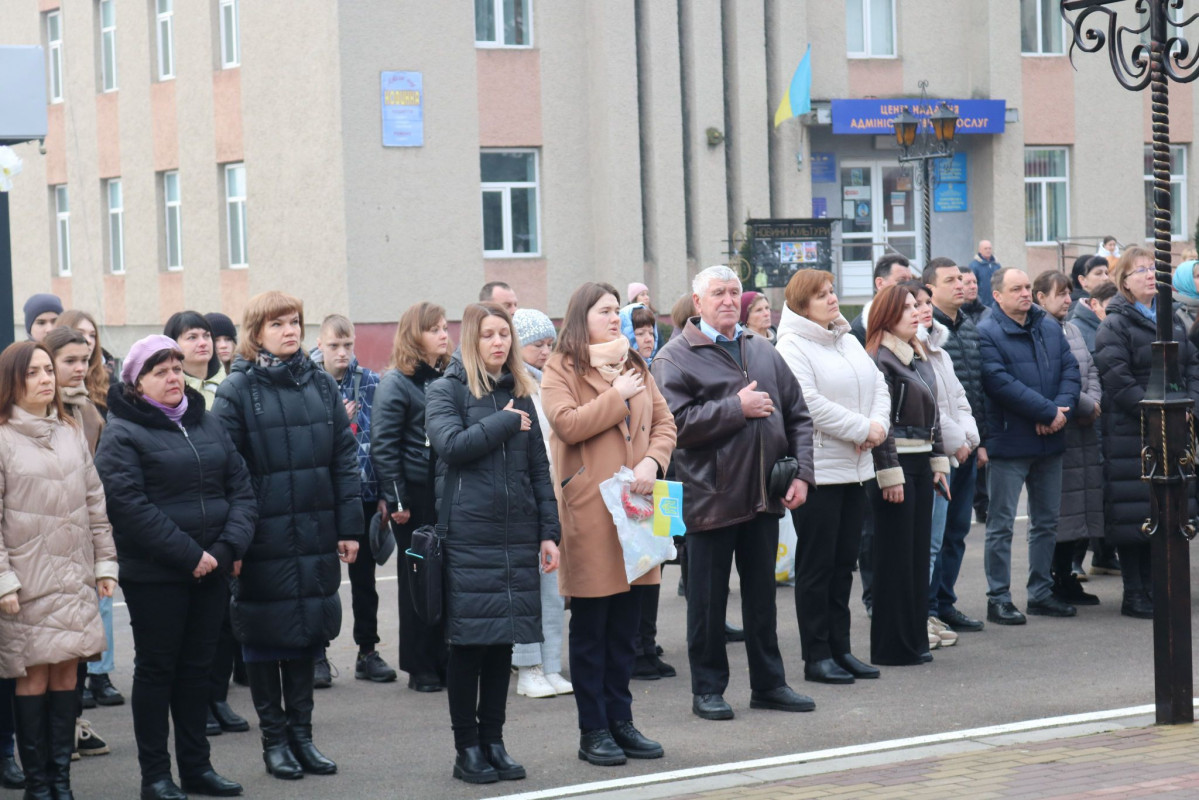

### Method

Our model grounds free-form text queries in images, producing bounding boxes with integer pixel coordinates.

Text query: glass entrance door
[839,161,922,298]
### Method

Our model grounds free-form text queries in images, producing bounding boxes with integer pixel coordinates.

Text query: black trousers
[631,584,659,657]
[124,578,227,784]
[395,488,447,678]
[348,500,380,650]
[208,576,239,704]
[686,513,787,695]
[870,454,933,666]
[793,483,866,663]
[569,591,641,731]
[1117,542,1153,596]
[446,644,511,750]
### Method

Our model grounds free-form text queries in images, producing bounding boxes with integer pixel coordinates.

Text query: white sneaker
[516,665,556,698]
[929,616,958,647]
[927,627,942,650]
[544,672,574,695]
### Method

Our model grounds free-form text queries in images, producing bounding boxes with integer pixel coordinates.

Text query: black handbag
[768,457,800,499]
[405,467,453,626]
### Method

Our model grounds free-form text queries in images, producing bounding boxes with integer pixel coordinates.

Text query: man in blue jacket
[976,267,1081,625]
[970,241,1002,309]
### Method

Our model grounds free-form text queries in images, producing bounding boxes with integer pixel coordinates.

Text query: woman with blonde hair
[57,310,111,415]
[212,291,362,781]
[425,303,560,784]
[0,341,118,800]
[542,282,676,765]
[370,302,452,692]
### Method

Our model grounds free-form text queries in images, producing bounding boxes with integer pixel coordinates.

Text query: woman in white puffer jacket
[775,269,890,686]
[911,282,979,645]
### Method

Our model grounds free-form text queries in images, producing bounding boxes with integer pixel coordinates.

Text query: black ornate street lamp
[1062,0,1199,725]
[890,81,958,266]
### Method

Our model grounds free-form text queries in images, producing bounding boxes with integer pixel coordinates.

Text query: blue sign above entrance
[831,99,1006,135]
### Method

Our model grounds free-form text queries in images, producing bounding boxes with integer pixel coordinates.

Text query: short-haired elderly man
[651,265,817,721]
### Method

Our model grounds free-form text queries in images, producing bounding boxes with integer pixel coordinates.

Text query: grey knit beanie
[511,309,556,348]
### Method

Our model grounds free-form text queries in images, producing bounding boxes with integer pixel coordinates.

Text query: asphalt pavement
[56,515,1198,800]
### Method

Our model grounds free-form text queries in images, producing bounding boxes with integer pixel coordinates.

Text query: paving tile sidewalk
[664,723,1199,800]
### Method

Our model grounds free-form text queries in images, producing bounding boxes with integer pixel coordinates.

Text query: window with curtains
[1144,145,1187,240]
[481,150,540,257]
[1021,0,1064,55]
[474,0,532,47]
[846,0,895,58]
[1025,148,1070,244]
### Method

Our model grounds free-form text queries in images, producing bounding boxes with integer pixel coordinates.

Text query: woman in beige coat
[0,341,117,800]
[541,282,676,768]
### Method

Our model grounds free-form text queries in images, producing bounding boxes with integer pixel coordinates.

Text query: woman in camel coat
[541,282,676,768]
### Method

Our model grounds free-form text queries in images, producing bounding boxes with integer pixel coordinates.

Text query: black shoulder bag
[405,480,449,626]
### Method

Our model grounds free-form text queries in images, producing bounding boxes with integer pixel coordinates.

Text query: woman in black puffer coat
[425,303,560,786]
[371,302,452,692]
[1094,247,1199,620]
[212,292,363,782]
[95,336,256,799]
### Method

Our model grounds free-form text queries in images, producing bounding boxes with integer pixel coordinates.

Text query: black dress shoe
[724,622,745,642]
[1027,596,1077,617]
[577,729,627,766]
[263,744,304,781]
[0,754,23,789]
[804,658,854,685]
[1052,574,1100,606]
[749,685,816,712]
[692,693,734,720]
[141,778,187,800]
[652,654,677,678]
[210,702,250,733]
[482,742,525,780]
[181,769,243,796]
[609,720,663,759]
[206,709,222,737]
[939,606,984,632]
[986,601,1027,625]
[631,654,660,681]
[87,673,125,706]
[453,745,499,783]
[919,651,934,663]
[407,673,443,692]
[1121,592,1154,619]
[833,653,880,679]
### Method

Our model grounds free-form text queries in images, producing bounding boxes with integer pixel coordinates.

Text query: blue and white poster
[381,71,423,147]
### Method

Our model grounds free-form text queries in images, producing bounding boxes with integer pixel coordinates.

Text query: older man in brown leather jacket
[651,265,816,722]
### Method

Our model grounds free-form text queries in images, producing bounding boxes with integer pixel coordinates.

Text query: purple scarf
[145,393,189,426]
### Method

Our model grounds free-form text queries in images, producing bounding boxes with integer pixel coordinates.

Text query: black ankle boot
[482,742,525,780]
[46,691,76,800]
[288,726,336,775]
[278,658,335,775]
[245,662,303,781]
[453,746,498,784]
[13,694,50,800]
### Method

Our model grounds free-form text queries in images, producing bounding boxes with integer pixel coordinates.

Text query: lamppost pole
[890,81,958,267]
[1063,0,1198,725]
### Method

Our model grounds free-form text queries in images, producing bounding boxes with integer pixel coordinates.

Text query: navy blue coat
[976,304,1081,460]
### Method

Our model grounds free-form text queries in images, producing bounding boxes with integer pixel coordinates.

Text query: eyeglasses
[1131,266,1156,276]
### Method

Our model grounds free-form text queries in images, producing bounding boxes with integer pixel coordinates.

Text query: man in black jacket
[652,266,816,722]
[924,258,986,633]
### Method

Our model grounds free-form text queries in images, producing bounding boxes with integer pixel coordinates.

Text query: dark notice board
[743,218,836,289]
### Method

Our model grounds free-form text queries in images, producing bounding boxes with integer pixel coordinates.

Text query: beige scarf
[588,337,630,384]
[59,384,89,421]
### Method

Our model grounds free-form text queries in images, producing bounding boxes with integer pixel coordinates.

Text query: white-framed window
[219,0,240,68]
[225,163,247,268]
[54,186,71,276]
[1144,145,1187,240]
[99,0,117,91]
[156,0,174,80]
[1021,0,1064,55]
[481,150,540,257]
[846,0,895,58]
[47,11,63,103]
[106,179,125,274]
[1024,147,1070,244]
[164,170,183,270]
[474,0,532,48]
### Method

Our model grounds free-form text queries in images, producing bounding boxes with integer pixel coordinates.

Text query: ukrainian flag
[652,480,686,538]
[773,44,812,128]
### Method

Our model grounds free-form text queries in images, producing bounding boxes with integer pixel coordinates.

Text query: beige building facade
[4,0,1198,367]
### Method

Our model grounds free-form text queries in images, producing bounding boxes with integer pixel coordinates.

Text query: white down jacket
[919,319,980,465]
[775,306,890,485]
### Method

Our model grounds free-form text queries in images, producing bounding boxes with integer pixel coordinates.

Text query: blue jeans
[984,454,1063,605]
[930,454,978,616]
[511,569,565,674]
[88,593,115,675]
